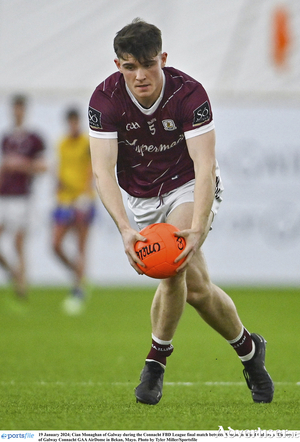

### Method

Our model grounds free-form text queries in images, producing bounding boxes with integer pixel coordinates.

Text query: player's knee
[186,276,213,308]
[159,271,186,294]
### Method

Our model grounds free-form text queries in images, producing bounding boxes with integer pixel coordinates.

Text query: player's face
[68,116,80,138]
[115,52,168,108]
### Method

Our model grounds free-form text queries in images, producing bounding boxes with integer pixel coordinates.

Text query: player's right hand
[121,227,147,275]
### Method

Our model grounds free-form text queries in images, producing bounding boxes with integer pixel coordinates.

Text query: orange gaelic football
[134,223,186,279]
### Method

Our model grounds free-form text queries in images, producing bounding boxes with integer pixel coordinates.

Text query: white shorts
[0,196,30,233]
[128,179,223,230]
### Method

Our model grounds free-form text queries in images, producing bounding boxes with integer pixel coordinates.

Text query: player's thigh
[166,202,194,230]
[166,201,214,235]
[167,203,213,298]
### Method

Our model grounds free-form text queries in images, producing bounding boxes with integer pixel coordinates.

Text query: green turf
[0,284,299,430]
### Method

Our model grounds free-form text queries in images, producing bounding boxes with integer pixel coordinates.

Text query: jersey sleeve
[37,134,46,151]
[181,82,215,140]
[88,88,118,139]
[30,133,46,158]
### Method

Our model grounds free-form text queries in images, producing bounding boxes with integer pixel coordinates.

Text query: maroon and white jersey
[89,67,215,198]
[0,129,45,196]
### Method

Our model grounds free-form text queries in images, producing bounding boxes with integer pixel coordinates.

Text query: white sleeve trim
[184,120,215,140]
[89,128,118,139]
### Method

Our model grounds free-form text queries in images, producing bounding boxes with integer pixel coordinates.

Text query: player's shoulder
[91,71,124,100]
[1,126,19,141]
[80,132,89,143]
[27,130,45,150]
[58,133,71,147]
[164,67,202,87]
[60,132,88,145]
[78,133,90,150]
[89,72,127,130]
[29,130,44,142]
[1,130,11,143]
[163,66,210,111]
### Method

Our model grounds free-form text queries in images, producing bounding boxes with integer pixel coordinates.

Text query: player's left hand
[173,229,205,272]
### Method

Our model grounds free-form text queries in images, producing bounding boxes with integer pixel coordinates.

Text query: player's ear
[160,52,168,67]
[114,58,121,71]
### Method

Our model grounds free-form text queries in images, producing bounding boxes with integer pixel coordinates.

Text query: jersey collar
[125,71,166,115]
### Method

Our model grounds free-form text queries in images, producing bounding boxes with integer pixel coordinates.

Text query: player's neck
[125,72,165,115]
[14,123,25,132]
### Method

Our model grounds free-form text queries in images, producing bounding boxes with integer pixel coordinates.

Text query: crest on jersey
[88,106,102,130]
[193,101,211,127]
[162,119,177,131]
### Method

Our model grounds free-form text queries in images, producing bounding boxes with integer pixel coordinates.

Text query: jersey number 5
[149,123,156,135]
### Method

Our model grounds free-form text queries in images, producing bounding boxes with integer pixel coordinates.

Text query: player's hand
[121,227,147,275]
[174,229,204,272]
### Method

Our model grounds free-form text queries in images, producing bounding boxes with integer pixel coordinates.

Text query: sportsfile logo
[1,434,34,439]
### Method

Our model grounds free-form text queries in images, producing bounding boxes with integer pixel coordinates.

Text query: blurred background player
[52,108,96,315]
[0,94,47,298]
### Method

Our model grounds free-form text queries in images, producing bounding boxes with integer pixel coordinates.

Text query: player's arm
[31,156,47,173]
[86,149,95,193]
[175,129,216,268]
[1,153,47,174]
[89,136,146,273]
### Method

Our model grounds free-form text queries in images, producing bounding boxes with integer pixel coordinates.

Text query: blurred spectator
[0,94,47,298]
[52,108,96,315]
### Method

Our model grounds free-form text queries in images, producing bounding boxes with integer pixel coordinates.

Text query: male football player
[52,108,96,314]
[88,18,274,405]
[0,94,47,298]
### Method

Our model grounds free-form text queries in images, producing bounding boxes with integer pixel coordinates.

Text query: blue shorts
[53,203,96,225]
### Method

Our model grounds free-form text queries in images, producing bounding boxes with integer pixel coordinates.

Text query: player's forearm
[192,167,215,239]
[94,170,131,233]
[2,155,47,175]
[186,131,216,241]
[30,158,47,174]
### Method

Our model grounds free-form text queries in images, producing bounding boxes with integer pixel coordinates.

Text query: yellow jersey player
[52,108,96,315]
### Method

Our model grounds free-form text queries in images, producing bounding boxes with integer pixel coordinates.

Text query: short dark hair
[113,18,162,63]
[66,108,80,120]
[12,94,27,107]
